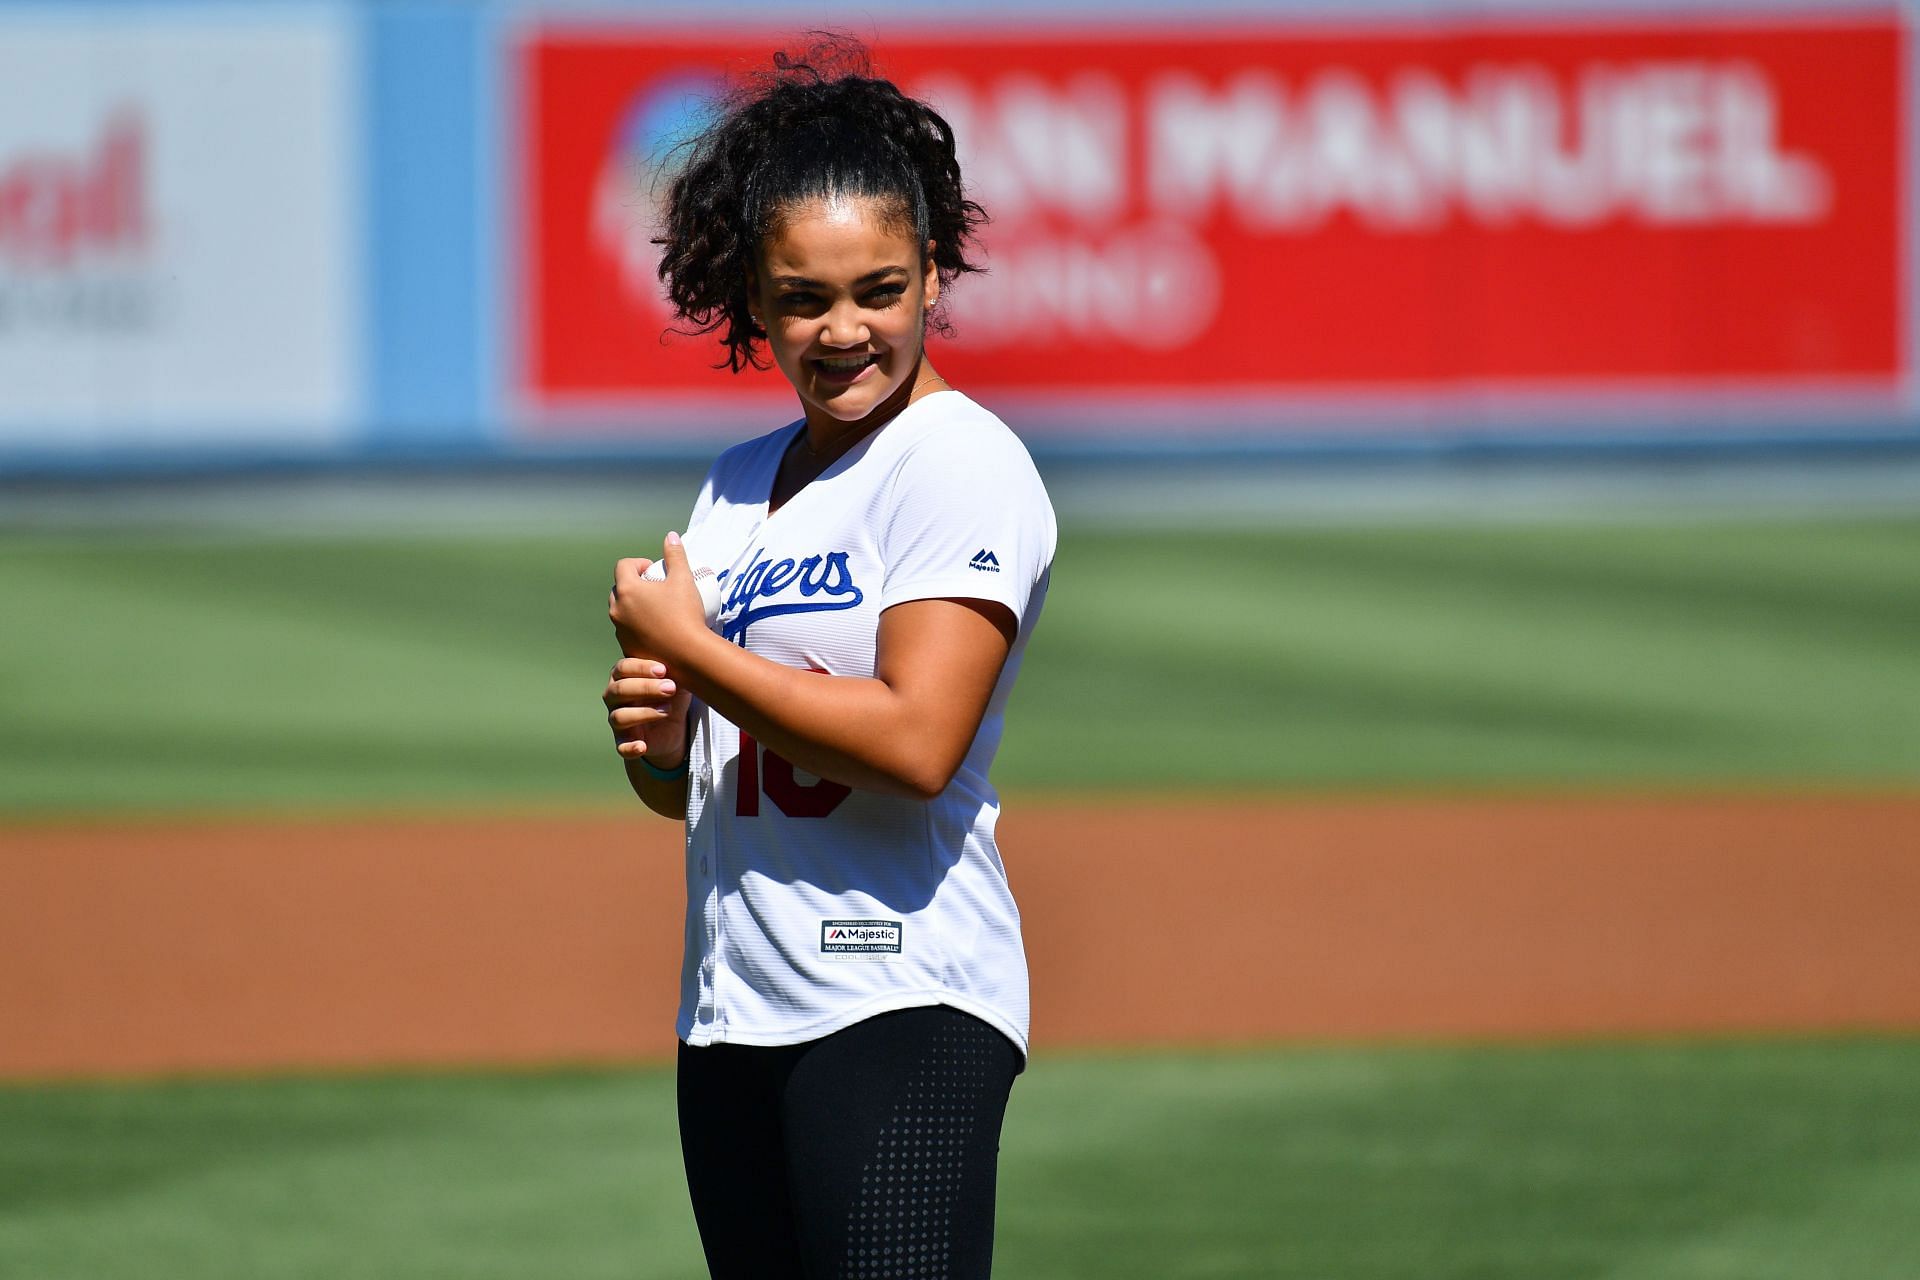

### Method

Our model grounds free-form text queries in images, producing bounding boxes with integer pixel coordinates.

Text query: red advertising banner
[516,13,1905,434]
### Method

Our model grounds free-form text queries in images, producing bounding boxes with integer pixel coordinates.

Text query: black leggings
[677,1004,1023,1279]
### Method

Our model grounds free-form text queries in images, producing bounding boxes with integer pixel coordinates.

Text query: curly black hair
[652,34,988,372]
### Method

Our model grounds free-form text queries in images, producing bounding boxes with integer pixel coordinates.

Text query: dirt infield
[4,793,1918,1080]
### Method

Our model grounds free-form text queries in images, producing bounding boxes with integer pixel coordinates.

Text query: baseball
[642,552,723,626]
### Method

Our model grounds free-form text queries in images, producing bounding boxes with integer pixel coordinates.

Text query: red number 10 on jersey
[736,729,852,819]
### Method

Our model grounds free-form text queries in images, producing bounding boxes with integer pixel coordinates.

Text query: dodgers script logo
[718,547,864,641]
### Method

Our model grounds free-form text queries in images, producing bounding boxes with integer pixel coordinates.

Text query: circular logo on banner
[592,70,723,316]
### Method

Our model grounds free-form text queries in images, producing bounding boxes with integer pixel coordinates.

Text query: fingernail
[652,663,667,677]
[659,680,675,694]
[666,531,682,547]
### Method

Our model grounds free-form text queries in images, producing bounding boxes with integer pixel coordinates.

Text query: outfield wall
[1,0,1914,476]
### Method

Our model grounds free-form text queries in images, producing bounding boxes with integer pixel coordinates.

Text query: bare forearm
[674,630,948,799]
[625,757,689,818]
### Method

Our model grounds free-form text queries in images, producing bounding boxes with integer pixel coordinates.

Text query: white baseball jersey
[675,390,1055,1059]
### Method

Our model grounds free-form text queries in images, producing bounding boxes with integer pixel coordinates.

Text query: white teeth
[818,355,874,371]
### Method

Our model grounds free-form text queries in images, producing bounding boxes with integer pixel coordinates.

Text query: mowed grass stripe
[1,536,639,810]
[1,1038,1916,1279]
[1011,521,1920,787]
[3,519,1917,813]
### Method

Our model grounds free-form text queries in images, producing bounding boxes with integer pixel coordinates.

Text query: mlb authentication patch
[821,919,904,955]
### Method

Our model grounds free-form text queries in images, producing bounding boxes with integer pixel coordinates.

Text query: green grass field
[7,513,1918,1277]
[3,1038,1917,1279]
[3,518,1917,814]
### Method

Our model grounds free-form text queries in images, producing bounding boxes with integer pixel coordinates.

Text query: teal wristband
[638,753,689,781]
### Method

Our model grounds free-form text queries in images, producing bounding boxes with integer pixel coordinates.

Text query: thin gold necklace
[909,374,951,404]
[798,376,950,460]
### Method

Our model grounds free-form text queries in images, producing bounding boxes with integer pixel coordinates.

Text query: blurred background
[3,1,1918,1276]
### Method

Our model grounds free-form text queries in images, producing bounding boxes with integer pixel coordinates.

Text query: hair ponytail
[653,33,987,371]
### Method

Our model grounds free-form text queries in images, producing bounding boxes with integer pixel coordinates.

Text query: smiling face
[747,194,940,433]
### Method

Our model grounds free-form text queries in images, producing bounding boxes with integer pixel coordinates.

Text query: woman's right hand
[603,657,693,768]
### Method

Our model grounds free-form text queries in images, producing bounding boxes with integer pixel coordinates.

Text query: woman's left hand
[609,532,710,664]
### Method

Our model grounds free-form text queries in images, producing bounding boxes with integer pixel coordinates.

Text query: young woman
[600,39,1055,1280]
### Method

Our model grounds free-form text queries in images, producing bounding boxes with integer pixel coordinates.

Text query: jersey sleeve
[685,463,718,532]
[681,437,744,553]
[877,419,1056,625]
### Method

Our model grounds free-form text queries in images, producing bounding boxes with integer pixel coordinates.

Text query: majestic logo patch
[820,919,903,955]
[969,548,1001,573]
